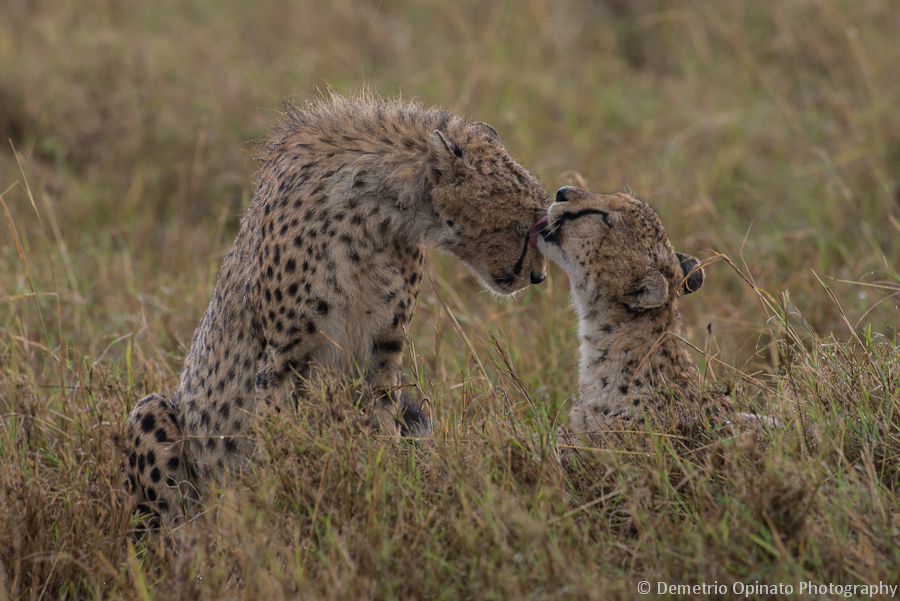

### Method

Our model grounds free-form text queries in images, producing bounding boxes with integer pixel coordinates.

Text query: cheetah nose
[531,271,547,285]
[556,187,572,202]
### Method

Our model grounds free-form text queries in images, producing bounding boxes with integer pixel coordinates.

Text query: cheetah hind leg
[123,394,191,529]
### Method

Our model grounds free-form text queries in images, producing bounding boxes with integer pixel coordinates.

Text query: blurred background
[2,0,899,396]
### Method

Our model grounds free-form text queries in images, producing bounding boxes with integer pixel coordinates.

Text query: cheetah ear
[675,252,704,295]
[626,271,669,311]
[428,130,469,182]
[472,122,500,141]
[428,130,464,162]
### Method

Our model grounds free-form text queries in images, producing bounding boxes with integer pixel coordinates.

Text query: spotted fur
[123,92,548,527]
[535,187,723,433]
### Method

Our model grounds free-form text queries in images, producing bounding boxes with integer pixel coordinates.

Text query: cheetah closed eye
[122,92,549,528]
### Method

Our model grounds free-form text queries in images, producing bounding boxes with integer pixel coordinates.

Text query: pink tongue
[529,216,549,247]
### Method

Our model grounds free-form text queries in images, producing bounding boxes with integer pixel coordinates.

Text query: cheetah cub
[123,92,548,528]
[532,186,725,433]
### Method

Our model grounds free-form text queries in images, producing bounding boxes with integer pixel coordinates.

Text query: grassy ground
[2,0,899,598]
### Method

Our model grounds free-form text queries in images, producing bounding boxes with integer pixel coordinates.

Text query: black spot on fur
[373,339,403,355]
[140,414,156,433]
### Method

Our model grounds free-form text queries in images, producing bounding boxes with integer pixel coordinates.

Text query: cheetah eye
[557,208,612,228]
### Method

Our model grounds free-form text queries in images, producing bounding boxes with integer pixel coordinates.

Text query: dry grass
[2,0,900,598]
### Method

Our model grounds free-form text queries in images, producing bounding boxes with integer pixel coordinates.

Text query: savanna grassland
[2,0,900,599]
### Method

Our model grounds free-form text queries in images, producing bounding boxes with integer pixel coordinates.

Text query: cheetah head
[533,186,703,318]
[426,123,547,295]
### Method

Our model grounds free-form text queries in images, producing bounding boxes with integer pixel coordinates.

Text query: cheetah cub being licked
[124,92,548,527]
[531,186,727,434]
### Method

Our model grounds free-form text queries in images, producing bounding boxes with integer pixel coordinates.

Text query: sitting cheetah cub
[123,92,549,528]
[532,186,727,433]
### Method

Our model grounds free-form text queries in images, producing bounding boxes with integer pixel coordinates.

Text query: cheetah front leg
[253,305,430,438]
[368,338,431,439]
[122,394,195,529]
